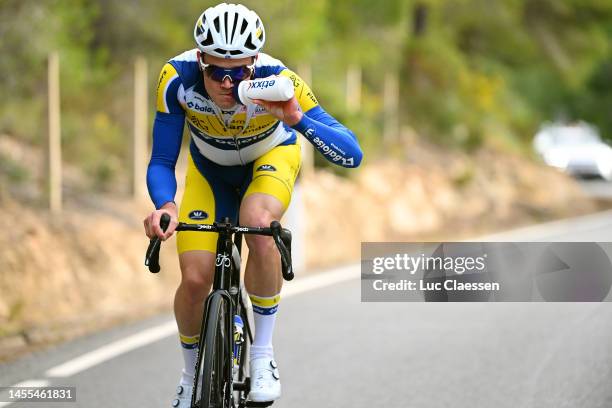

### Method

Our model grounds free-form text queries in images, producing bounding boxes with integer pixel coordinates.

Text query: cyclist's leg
[172,250,214,405]
[239,142,301,401]
[174,250,214,354]
[241,142,301,289]
[172,154,238,406]
[175,155,217,384]
[241,193,283,355]
[241,193,284,296]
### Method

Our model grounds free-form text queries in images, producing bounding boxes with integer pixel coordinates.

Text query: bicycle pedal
[245,401,274,407]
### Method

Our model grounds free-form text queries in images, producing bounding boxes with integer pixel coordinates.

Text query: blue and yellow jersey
[156,50,319,166]
[147,49,362,209]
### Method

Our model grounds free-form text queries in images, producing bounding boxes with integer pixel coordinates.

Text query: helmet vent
[229,15,238,43]
[202,32,214,46]
[223,12,229,41]
[213,16,220,33]
[240,20,248,35]
[244,34,256,50]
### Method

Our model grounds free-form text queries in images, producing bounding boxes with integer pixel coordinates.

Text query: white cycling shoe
[249,357,281,402]
[171,382,193,408]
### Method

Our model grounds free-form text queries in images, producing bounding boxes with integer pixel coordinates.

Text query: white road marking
[9,379,50,387]
[45,321,177,378]
[282,263,358,298]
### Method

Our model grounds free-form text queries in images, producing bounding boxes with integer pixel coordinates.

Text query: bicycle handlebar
[144,213,170,273]
[144,213,294,280]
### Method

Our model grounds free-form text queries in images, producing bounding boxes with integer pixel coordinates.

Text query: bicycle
[145,213,293,408]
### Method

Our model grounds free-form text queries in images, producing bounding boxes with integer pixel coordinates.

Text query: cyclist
[143,3,362,407]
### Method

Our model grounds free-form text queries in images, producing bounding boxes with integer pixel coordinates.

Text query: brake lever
[270,221,294,281]
[145,213,171,273]
[280,228,291,253]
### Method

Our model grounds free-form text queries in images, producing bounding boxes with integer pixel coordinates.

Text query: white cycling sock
[179,333,200,384]
[249,293,280,359]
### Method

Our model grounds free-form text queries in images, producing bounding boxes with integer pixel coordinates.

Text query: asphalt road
[2,211,612,408]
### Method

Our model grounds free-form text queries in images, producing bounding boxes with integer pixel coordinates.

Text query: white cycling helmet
[194,3,265,59]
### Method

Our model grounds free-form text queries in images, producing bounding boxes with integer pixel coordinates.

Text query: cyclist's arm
[147,63,185,209]
[293,106,362,168]
[279,70,363,168]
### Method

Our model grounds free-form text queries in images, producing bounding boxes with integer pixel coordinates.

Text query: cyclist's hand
[252,96,303,126]
[143,202,178,241]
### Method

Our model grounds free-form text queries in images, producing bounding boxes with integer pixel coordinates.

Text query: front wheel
[193,293,232,408]
[233,288,252,407]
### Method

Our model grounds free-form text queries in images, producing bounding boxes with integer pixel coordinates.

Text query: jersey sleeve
[156,63,183,114]
[280,69,363,168]
[147,63,186,209]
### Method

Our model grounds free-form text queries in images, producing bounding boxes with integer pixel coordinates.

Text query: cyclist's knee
[179,274,212,304]
[178,251,214,303]
[242,210,277,254]
[240,193,283,226]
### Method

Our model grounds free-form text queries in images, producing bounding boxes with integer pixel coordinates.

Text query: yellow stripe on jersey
[279,69,319,112]
[185,110,280,138]
[156,63,179,113]
[186,112,227,136]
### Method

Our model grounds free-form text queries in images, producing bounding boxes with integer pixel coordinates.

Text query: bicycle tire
[233,289,251,407]
[193,292,231,408]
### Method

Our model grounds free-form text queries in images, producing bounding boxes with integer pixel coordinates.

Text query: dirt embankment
[0,197,180,355]
[0,136,600,361]
[301,143,597,267]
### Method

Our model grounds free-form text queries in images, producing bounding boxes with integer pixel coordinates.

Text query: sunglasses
[199,61,254,83]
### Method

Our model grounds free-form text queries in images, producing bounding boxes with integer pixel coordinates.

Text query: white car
[533,122,612,180]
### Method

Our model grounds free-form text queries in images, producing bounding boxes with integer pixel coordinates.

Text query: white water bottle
[236,76,294,105]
